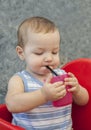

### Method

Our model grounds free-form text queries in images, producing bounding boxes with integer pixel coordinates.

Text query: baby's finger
[68,72,75,77]
[53,81,64,87]
[45,73,53,83]
[65,81,76,86]
[54,84,66,92]
[57,89,67,98]
[64,77,76,82]
[68,86,76,92]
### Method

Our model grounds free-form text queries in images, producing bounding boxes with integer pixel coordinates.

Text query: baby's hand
[64,72,80,94]
[41,74,67,101]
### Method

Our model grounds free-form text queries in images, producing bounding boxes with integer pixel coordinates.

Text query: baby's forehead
[28,29,59,37]
[23,29,60,49]
[28,31,60,42]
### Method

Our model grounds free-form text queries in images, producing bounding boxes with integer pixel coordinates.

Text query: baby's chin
[39,68,50,75]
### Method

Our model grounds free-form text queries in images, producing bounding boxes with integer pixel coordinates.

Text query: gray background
[0,0,91,103]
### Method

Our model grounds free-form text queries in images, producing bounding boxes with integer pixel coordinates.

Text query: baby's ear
[16,46,25,60]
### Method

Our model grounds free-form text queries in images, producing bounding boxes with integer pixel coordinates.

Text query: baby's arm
[5,74,66,113]
[64,72,89,105]
[5,75,47,113]
[72,85,89,105]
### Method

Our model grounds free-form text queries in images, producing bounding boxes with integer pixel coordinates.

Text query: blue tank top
[12,69,72,130]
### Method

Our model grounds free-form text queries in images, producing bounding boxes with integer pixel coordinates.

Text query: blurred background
[0,0,91,103]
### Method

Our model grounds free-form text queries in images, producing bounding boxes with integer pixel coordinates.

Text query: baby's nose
[44,54,53,62]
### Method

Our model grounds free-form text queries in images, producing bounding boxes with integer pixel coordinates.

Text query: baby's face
[23,30,60,76]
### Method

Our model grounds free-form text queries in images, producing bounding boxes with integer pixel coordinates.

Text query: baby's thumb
[45,73,53,83]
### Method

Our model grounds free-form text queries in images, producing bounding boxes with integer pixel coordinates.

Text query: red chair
[0,104,25,130]
[62,58,91,130]
[0,58,91,130]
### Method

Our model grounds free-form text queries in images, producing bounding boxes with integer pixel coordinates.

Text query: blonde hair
[17,16,58,47]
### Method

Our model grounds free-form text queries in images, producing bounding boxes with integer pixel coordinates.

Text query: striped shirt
[12,69,72,130]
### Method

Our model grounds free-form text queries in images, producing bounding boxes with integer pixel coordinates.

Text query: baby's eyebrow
[33,48,44,53]
[53,47,59,50]
[35,48,44,51]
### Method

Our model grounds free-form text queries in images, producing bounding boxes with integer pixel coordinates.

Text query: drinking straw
[46,66,58,76]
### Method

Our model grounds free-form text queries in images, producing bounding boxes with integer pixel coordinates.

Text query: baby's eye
[34,52,43,55]
[52,52,58,55]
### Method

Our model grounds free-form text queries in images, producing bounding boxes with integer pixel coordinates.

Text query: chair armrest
[0,118,25,130]
[0,104,12,122]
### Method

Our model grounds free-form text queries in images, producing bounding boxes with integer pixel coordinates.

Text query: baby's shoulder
[9,74,22,84]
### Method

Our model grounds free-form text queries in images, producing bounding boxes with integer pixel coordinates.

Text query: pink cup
[51,73,72,107]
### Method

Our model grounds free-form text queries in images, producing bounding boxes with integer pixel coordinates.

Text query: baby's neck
[26,69,50,82]
[33,73,50,82]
